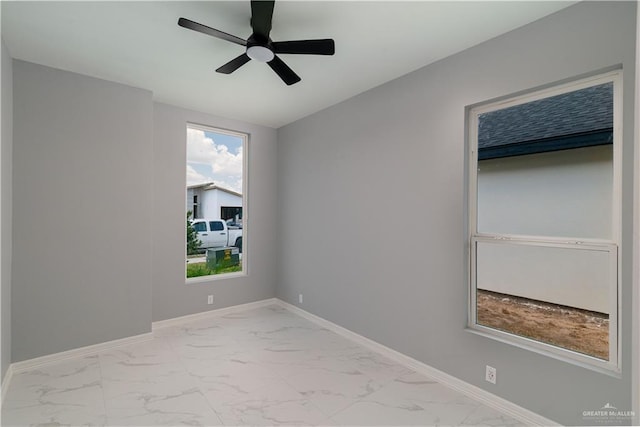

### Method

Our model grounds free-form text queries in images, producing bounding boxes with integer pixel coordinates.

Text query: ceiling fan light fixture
[247,45,274,63]
[178,0,335,85]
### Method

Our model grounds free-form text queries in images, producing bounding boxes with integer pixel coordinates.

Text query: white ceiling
[2,1,575,128]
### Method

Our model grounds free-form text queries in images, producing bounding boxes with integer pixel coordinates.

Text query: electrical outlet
[298,294,303,304]
[207,295,214,305]
[485,365,497,384]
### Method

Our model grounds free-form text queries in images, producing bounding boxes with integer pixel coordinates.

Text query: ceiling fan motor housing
[246,36,275,63]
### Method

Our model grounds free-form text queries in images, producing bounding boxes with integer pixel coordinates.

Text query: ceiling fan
[178,1,335,86]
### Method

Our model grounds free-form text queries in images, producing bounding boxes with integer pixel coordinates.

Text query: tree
[186,211,202,255]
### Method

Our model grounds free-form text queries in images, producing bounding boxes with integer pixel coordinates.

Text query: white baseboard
[277,299,559,427]
[1,363,14,405]
[152,297,278,331]
[9,332,154,375]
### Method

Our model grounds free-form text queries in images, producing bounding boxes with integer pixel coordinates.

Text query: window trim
[185,123,249,283]
[467,70,623,374]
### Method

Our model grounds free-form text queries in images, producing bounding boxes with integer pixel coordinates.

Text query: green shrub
[187,262,242,278]
[186,211,202,255]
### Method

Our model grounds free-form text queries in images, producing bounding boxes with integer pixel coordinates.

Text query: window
[193,195,198,218]
[210,221,224,231]
[221,206,242,223]
[186,124,247,279]
[468,70,621,372]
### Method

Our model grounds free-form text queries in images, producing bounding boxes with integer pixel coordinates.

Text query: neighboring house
[187,182,243,223]
[476,83,613,313]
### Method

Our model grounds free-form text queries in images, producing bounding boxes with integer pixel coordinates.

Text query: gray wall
[276,2,636,425]
[12,61,154,361]
[152,103,278,322]
[8,61,278,361]
[1,38,12,381]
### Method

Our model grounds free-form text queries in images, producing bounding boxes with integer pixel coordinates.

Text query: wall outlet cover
[485,365,497,384]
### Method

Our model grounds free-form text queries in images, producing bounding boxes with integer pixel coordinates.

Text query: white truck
[192,219,243,252]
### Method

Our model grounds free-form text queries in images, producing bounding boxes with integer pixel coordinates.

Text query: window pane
[476,240,612,360]
[478,146,613,238]
[469,73,620,369]
[186,125,245,278]
[477,83,613,239]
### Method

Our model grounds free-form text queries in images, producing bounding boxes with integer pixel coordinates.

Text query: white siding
[217,190,242,209]
[199,188,242,219]
[478,145,613,239]
[477,145,613,313]
[201,189,217,218]
[476,241,612,313]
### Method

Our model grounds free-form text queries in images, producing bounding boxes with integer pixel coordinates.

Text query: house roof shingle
[478,82,613,160]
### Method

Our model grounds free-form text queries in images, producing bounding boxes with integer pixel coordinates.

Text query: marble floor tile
[460,404,527,427]
[2,398,108,427]
[98,336,224,426]
[2,355,107,426]
[5,355,102,402]
[98,337,178,367]
[189,354,281,406]
[105,387,222,426]
[284,367,383,416]
[2,358,106,426]
[2,304,526,427]
[211,378,333,426]
[310,346,414,385]
[168,335,246,365]
[331,371,494,426]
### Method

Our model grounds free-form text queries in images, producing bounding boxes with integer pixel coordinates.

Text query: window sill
[465,325,621,378]
[186,271,246,284]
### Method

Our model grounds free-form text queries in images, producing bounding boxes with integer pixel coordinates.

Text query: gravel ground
[477,289,609,360]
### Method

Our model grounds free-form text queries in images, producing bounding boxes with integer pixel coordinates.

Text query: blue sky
[186,127,244,193]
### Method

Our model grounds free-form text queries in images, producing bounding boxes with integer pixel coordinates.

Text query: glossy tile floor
[2,305,524,426]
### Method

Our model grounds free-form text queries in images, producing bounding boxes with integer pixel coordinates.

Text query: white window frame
[467,70,622,374]
[185,123,249,283]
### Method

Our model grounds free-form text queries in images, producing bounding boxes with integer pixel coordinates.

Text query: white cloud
[215,177,243,194]
[187,128,243,177]
[185,129,244,193]
[186,164,212,187]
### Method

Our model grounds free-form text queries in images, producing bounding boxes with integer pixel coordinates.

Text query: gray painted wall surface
[152,103,277,322]
[1,39,12,380]
[276,2,636,425]
[12,61,153,362]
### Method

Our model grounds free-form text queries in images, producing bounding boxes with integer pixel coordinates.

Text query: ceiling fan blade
[250,0,275,40]
[178,17,247,46]
[216,54,252,74]
[272,39,335,55]
[268,56,301,85]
